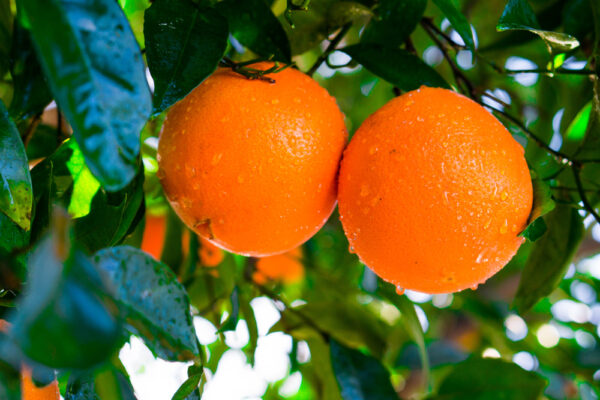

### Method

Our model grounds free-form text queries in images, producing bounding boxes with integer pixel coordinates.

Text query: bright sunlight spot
[537,324,560,348]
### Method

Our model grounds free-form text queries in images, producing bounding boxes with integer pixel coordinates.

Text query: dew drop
[348,245,355,254]
[360,184,370,197]
[369,146,378,155]
[470,284,479,291]
[212,153,223,166]
[501,191,508,201]
[483,218,492,230]
[396,286,406,295]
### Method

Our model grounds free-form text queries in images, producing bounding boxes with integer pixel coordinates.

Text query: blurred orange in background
[254,247,304,285]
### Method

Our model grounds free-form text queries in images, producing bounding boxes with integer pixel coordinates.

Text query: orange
[338,87,533,294]
[141,214,167,259]
[199,237,224,267]
[254,247,304,284]
[0,320,59,400]
[158,62,347,256]
[21,368,59,400]
[142,214,224,266]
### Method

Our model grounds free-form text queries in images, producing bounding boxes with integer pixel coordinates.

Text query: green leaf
[566,101,592,142]
[575,77,600,160]
[329,339,398,400]
[432,0,475,50]
[171,365,203,400]
[279,0,338,55]
[217,0,291,63]
[327,2,372,28]
[144,0,228,114]
[272,299,389,359]
[513,205,584,313]
[239,289,259,364]
[66,367,136,400]
[8,18,52,121]
[94,245,200,361]
[341,44,450,91]
[0,100,33,230]
[361,0,426,48]
[0,359,20,400]
[10,212,122,369]
[433,357,547,400]
[519,177,555,242]
[20,0,151,191]
[29,140,143,251]
[378,280,430,391]
[496,0,579,52]
[0,0,11,79]
[217,286,240,333]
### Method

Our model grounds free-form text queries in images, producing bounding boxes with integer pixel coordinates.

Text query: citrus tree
[1,0,600,399]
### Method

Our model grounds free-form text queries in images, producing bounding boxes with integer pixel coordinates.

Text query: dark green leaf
[29,140,143,251]
[217,0,291,62]
[66,367,136,400]
[20,0,151,191]
[171,365,203,400]
[217,286,240,333]
[433,357,547,400]
[25,124,62,161]
[329,339,398,400]
[144,0,228,114]
[94,245,200,361]
[0,359,20,400]
[496,0,579,52]
[514,205,584,313]
[519,177,555,241]
[10,212,122,368]
[73,170,144,252]
[361,0,426,48]
[0,100,33,230]
[562,0,594,41]
[342,44,449,91]
[0,0,11,78]
[432,0,475,50]
[8,19,52,121]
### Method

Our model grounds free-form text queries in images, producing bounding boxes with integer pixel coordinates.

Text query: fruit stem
[307,23,352,77]
[220,57,293,83]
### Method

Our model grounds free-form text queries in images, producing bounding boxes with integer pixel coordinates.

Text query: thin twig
[420,18,475,97]
[22,112,43,148]
[307,23,352,77]
[489,106,574,165]
[573,166,600,224]
[504,68,595,75]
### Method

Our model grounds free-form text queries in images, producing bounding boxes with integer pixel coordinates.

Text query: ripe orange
[21,368,59,400]
[141,213,167,259]
[199,236,224,267]
[254,247,304,284]
[158,62,347,257]
[0,320,59,400]
[338,87,533,294]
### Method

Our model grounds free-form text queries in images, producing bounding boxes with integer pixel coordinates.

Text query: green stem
[307,23,352,77]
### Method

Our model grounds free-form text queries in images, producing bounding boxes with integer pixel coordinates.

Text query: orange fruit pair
[158,63,532,294]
